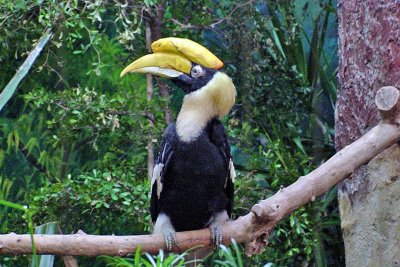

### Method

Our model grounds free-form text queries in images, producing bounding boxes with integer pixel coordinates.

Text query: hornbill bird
[120,37,236,251]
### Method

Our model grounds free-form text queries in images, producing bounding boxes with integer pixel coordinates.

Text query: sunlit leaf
[0,29,52,112]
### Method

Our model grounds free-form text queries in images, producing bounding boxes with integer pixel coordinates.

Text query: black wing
[150,123,176,223]
[209,119,235,217]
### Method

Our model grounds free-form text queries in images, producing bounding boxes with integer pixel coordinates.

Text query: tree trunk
[336,1,400,266]
[143,0,169,179]
[145,23,155,180]
[147,0,172,124]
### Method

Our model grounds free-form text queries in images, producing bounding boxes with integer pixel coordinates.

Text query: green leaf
[13,130,20,153]
[6,132,13,153]
[23,138,40,156]
[293,136,306,155]
[0,199,26,211]
[111,192,118,201]
[267,19,286,60]
[313,230,327,267]
[29,222,58,267]
[134,245,141,266]
[0,149,5,168]
[0,29,52,112]
[322,186,338,209]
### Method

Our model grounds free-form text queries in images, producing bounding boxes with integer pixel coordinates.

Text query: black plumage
[119,37,236,250]
[150,118,234,231]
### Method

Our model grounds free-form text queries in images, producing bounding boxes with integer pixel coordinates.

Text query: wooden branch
[1,86,400,257]
[18,141,47,175]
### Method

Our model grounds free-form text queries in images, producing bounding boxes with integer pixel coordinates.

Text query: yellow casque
[151,37,224,70]
[120,37,224,78]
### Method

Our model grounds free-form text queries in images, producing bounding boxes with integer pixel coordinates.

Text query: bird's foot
[162,226,177,251]
[210,224,223,248]
[154,214,178,252]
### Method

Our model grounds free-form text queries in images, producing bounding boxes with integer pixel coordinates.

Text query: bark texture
[143,0,170,179]
[144,0,172,124]
[146,23,155,180]
[336,1,400,266]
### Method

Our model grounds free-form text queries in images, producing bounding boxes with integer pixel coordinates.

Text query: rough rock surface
[336,1,400,266]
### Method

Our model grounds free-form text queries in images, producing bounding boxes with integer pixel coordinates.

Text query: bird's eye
[191,66,204,78]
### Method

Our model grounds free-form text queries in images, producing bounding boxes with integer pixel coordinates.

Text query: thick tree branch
[1,86,400,257]
[18,141,47,175]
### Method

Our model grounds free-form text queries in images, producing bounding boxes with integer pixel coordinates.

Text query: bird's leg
[208,211,229,248]
[162,226,176,251]
[210,224,223,247]
[154,213,177,251]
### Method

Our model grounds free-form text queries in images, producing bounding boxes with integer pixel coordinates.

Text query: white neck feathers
[176,72,236,143]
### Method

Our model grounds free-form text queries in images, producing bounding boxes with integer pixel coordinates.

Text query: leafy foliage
[101,246,188,267]
[31,167,151,235]
[0,0,343,266]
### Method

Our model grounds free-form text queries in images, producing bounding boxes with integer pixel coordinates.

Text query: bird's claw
[162,227,177,251]
[210,224,223,248]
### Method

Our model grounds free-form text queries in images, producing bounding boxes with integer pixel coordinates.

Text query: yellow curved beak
[120,52,192,78]
[120,37,223,78]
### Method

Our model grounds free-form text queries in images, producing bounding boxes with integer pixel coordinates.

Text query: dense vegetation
[0,0,343,266]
